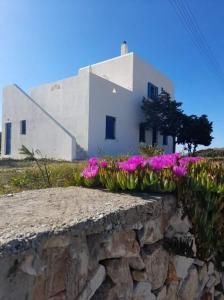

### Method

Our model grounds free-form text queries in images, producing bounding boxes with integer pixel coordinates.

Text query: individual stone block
[172,255,194,281]
[138,218,164,246]
[88,229,140,262]
[32,234,90,300]
[166,261,179,284]
[77,265,106,300]
[133,282,156,300]
[178,266,199,300]
[128,256,145,271]
[142,247,169,290]
[103,257,133,299]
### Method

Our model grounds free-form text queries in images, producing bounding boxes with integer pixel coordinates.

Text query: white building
[1,42,174,161]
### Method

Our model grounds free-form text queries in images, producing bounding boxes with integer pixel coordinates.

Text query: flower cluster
[81,157,108,179]
[117,153,203,177]
[144,153,181,171]
[81,153,203,179]
[81,165,99,179]
[118,155,144,172]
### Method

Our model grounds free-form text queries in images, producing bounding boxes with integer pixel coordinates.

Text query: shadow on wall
[75,142,88,161]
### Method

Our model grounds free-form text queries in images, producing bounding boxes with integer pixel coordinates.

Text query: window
[105,116,116,140]
[163,135,168,146]
[139,124,146,143]
[5,122,12,155]
[20,120,26,135]
[148,82,158,100]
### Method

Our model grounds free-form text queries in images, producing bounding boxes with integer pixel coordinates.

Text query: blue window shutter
[5,122,12,155]
[20,120,26,135]
[148,82,158,99]
[105,116,116,139]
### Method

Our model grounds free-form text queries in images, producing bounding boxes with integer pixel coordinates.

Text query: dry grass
[0,159,86,195]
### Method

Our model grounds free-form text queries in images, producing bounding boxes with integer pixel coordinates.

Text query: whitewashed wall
[80,53,134,91]
[88,73,138,157]
[87,53,174,156]
[2,85,74,160]
[30,70,90,159]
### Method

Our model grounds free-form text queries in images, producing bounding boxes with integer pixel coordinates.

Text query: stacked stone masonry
[0,187,223,300]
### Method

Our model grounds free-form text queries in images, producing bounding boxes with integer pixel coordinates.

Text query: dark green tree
[141,89,184,152]
[177,114,213,154]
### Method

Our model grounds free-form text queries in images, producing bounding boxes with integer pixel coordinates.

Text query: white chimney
[121,41,128,55]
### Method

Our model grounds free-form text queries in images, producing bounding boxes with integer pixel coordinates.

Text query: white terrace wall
[30,71,90,159]
[1,85,74,160]
[2,71,90,160]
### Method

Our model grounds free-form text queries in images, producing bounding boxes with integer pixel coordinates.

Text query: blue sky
[0,0,223,148]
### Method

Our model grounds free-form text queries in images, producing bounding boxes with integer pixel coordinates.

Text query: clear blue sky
[1,0,223,148]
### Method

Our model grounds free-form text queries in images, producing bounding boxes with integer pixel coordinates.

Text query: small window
[139,124,146,143]
[5,122,12,155]
[148,82,158,100]
[105,116,116,140]
[20,120,26,135]
[163,135,168,146]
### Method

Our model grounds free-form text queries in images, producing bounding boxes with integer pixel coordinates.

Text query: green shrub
[196,148,224,158]
[139,144,164,156]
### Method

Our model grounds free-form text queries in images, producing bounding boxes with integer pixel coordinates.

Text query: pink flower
[179,156,203,167]
[148,153,180,171]
[118,156,144,172]
[141,159,151,167]
[99,160,108,168]
[118,161,137,172]
[81,165,99,178]
[128,155,145,166]
[88,157,98,166]
[173,165,187,177]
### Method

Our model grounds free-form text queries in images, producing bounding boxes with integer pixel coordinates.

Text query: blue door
[5,123,11,155]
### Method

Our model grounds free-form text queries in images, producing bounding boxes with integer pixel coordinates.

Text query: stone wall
[0,187,223,300]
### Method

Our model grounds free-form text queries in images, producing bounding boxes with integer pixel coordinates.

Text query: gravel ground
[0,187,168,255]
